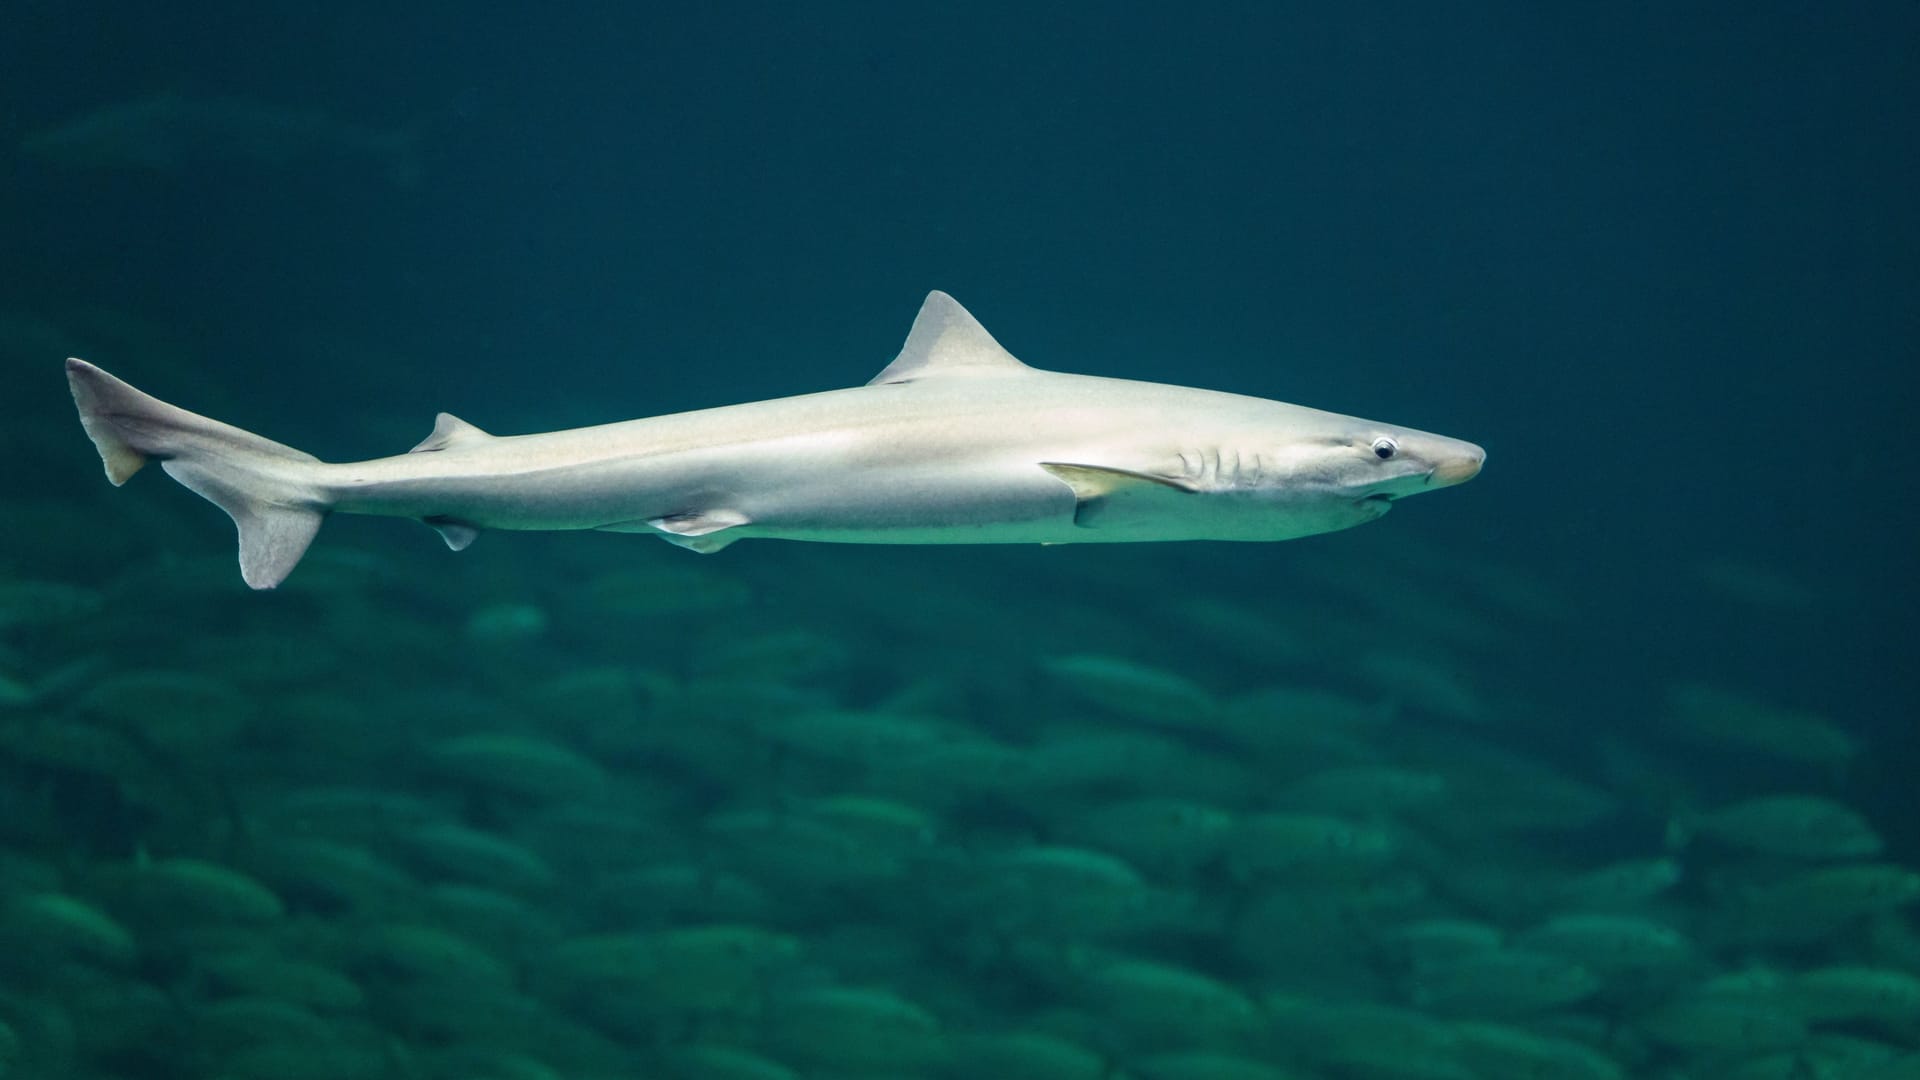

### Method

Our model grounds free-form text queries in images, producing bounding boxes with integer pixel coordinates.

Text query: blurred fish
[357,922,512,985]
[1547,856,1684,912]
[1041,654,1220,730]
[0,671,28,710]
[1233,882,1418,991]
[192,950,365,1012]
[1060,950,1262,1046]
[1718,863,1920,945]
[462,601,549,644]
[1639,979,1808,1055]
[792,794,939,868]
[0,892,136,966]
[426,883,560,954]
[241,837,418,915]
[695,627,851,683]
[426,732,608,803]
[1808,1032,1915,1070]
[1383,918,1506,970]
[1867,912,1920,976]
[173,633,343,688]
[1056,796,1235,877]
[374,976,564,1058]
[767,984,948,1073]
[1393,731,1619,837]
[1217,685,1393,761]
[583,863,773,927]
[1352,649,1488,723]
[659,1043,801,1080]
[188,993,339,1059]
[1165,596,1313,668]
[1851,1052,1920,1079]
[1513,913,1694,981]
[77,669,255,753]
[1266,994,1472,1080]
[0,852,59,894]
[0,991,73,1077]
[543,924,802,1015]
[395,822,556,894]
[755,707,968,773]
[1225,812,1398,882]
[945,1030,1111,1080]
[415,1047,567,1080]
[1661,682,1859,769]
[213,1041,395,1080]
[262,785,448,843]
[0,580,103,630]
[1674,793,1883,860]
[1027,725,1259,805]
[1697,557,1824,611]
[1135,1050,1294,1080]
[515,789,691,869]
[1792,966,1920,1027]
[95,857,285,926]
[704,806,915,890]
[1273,765,1449,816]
[570,563,755,619]
[1408,947,1602,1017]
[1451,1021,1625,1080]
[43,968,178,1071]
[20,93,424,186]
[963,844,1162,938]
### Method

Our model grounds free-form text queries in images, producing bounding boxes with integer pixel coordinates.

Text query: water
[1,6,1915,1078]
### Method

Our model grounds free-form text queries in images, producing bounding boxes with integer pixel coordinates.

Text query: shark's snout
[1429,443,1485,487]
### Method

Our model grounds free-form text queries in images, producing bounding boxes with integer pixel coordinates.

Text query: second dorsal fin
[410,413,492,453]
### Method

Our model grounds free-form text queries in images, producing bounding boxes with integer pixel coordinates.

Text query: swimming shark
[66,291,1484,589]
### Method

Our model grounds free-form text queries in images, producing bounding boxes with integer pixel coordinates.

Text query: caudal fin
[66,357,328,589]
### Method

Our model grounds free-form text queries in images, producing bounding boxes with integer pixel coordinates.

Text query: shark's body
[66,292,1484,589]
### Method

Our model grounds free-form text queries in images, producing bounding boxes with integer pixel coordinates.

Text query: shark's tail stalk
[66,357,327,589]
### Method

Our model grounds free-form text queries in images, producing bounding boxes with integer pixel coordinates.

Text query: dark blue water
[2,6,1916,1078]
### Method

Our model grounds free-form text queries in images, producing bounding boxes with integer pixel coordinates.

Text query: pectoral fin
[1039,463,1198,528]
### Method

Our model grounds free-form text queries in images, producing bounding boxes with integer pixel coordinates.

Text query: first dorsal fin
[867,291,1033,385]
[410,413,492,453]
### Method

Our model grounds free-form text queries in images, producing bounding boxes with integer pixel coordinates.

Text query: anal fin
[422,516,480,551]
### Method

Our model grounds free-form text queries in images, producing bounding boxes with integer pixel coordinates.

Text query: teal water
[1,6,1916,1079]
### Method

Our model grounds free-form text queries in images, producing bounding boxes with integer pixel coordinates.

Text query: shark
[66,291,1484,589]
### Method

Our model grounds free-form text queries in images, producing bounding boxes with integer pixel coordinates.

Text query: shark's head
[1327,422,1485,520]
[1234,414,1484,538]
[1351,422,1482,503]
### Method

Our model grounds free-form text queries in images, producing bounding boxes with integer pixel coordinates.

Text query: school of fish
[1,307,1915,1080]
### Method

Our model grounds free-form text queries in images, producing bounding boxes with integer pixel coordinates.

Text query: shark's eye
[1372,437,1399,460]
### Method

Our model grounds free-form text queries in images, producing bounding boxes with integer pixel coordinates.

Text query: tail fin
[66,357,327,589]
